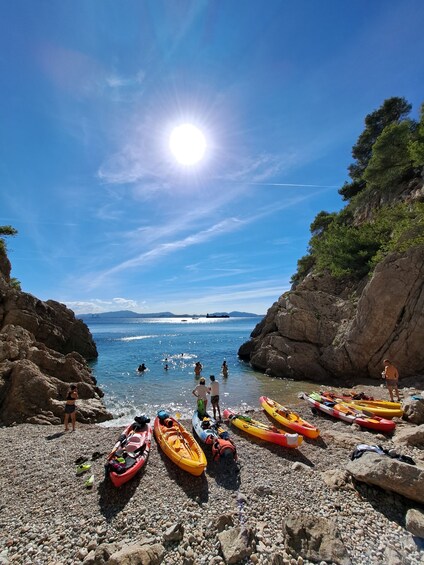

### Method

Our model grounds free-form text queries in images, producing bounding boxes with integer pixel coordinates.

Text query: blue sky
[1,1,423,315]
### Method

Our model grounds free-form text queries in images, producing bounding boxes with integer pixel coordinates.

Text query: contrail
[247,182,339,188]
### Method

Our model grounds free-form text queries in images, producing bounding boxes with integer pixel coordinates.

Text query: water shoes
[76,463,91,475]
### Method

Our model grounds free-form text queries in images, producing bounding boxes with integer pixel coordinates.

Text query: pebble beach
[0,388,423,565]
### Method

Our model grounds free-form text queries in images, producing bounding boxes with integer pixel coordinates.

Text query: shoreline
[1,385,423,565]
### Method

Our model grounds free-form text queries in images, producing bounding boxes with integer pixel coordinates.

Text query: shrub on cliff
[291,97,424,286]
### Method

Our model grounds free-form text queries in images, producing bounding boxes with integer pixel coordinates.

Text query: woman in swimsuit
[64,384,78,432]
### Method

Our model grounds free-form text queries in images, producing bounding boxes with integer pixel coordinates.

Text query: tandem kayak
[192,409,237,462]
[106,416,152,487]
[260,396,320,439]
[301,392,396,433]
[223,408,302,448]
[321,391,403,418]
[154,411,207,476]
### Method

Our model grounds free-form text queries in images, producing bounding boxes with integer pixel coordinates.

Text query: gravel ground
[0,386,423,565]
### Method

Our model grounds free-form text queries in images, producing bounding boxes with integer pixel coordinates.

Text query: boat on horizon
[206,313,230,318]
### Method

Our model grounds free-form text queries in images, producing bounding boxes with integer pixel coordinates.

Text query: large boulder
[0,250,111,426]
[402,395,424,425]
[283,514,351,565]
[217,527,255,564]
[346,452,424,504]
[239,246,424,384]
[0,325,112,425]
[0,278,97,360]
[393,424,424,448]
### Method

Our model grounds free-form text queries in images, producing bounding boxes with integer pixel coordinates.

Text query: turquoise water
[86,316,315,426]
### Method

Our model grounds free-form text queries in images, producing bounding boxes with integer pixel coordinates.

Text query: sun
[169,123,206,166]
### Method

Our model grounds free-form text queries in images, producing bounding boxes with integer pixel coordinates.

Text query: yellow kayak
[321,392,403,418]
[154,412,207,476]
[260,396,320,439]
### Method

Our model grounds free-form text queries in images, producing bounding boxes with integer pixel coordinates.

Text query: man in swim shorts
[209,375,221,421]
[382,359,401,402]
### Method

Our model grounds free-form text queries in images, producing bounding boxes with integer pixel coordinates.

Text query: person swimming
[137,363,147,372]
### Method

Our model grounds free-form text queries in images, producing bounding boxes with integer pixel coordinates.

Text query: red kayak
[106,416,152,487]
[301,392,396,433]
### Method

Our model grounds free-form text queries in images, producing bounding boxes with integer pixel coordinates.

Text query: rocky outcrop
[346,452,424,504]
[0,246,111,425]
[239,246,424,384]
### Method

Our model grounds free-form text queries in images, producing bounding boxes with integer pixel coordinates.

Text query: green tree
[310,211,337,237]
[0,225,18,253]
[409,102,424,167]
[339,97,412,201]
[363,121,413,191]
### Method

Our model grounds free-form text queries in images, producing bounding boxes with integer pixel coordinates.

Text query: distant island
[77,310,262,319]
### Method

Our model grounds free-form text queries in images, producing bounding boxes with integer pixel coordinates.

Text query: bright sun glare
[169,123,206,166]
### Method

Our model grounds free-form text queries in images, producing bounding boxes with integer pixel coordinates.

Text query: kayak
[192,409,238,461]
[321,391,403,418]
[223,409,302,448]
[301,392,396,432]
[154,411,207,476]
[260,396,320,439]
[192,409,228,444]
[106,416,152,487]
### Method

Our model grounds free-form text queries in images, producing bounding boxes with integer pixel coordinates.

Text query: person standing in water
[208,375,222,421]
[382,359,401,402]
[64,384,78,432]
[221,360,228,378]
[194,361,203,378]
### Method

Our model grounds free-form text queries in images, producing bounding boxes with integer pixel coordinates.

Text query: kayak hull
[106,421,152,488]
[302,392,396,433]
[260,396,320,439]
[154,415,207,476]
[223,409,302,447]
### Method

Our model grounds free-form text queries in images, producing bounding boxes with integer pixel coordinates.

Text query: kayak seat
[126,435,144,453]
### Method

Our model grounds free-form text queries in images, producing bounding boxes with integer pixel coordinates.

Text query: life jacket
[212,437,237,462]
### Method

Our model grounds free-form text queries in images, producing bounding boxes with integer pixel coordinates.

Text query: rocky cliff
[0,247,112,425]
[239,245,424,384]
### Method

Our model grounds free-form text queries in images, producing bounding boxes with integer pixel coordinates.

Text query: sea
[85,316,317,427]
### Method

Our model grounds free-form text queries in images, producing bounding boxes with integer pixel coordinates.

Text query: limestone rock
[402,396,424,425]
[215,513,234,532]
[393,424,424,448]
[163,522,184,542]
[0,325,112,425]
[283,514,351,565]
[83,543,119,564]
[0,248,112,425]
[405,508,424,538]
[321,469,350,490]
[238,246,424,383]
[346,452,424,504]
[108,542,165,565]
[217,526,255,564]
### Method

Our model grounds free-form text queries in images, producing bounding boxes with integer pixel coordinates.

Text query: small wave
[118,335,160,341]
